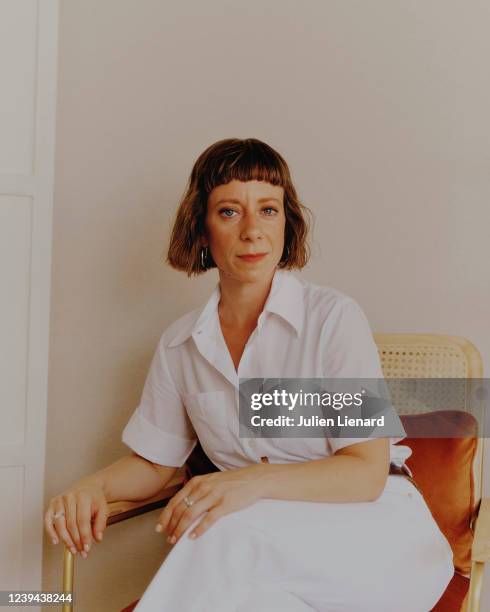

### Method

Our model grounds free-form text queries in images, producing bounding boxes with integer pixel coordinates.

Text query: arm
[160,438,390,545]
[77,451,178,503]
[251,438,390,503]
[45,451,178,556]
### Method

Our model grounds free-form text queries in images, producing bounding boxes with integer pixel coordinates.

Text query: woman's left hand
[156,465,264,544]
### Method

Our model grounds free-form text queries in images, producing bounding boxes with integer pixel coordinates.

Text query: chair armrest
[106,469,186,526]
[60,470,187,611]
[471,498,490,563]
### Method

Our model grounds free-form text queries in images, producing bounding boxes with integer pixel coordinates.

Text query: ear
[199,233,208,248]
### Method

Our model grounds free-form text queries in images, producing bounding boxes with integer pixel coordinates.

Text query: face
[203,180,286,283]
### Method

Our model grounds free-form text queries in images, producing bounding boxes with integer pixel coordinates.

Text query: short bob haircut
[166,138,312,276]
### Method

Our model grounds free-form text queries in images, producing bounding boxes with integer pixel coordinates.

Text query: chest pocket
[183,391,230,452]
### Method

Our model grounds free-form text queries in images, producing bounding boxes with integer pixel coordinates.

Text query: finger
[91,500,108,543]
[76,496,94,555]
[44,505,60,545]
[158,501,180,534]
[171,496,214,543]
[158,485,195,533]
[188,506,225,540]
[158,487,192,531]
[165,497,189,537]
[166,488,208,537]
[162,479,209,534]
[52,500,77,555]
[159,476,206,533]
[64,495,83,552]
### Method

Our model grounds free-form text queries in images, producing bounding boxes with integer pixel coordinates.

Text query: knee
[176,504,268,556]
[236,586,315,612]
[188,501,271,540]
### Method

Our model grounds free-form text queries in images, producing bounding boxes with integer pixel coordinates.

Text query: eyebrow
[214,197,281,206]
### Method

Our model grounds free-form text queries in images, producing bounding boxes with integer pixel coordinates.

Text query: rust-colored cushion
[431,572,469,612]
[396,411,478,575]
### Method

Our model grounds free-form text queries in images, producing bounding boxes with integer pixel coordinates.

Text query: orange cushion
[396,411,478,575]
[431,572,469,611]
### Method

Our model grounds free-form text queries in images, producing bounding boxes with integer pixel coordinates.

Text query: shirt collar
[166,268,305,348]
[259,268,304,336]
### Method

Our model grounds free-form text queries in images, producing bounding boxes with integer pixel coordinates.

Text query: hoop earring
[200,246,208,270]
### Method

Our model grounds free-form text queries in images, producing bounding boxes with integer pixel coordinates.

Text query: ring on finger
[182,496,194,508]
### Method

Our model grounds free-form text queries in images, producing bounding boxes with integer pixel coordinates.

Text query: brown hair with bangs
[166,138,312,276]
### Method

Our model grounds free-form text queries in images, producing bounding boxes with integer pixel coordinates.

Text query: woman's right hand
[44,478,109,558]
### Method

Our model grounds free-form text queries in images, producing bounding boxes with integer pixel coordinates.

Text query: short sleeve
[322,298,407,454]
[122,336,197,467]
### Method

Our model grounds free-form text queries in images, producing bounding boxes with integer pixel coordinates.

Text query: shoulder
[295,276,375,348]
[300,280,381,377]
[300,276,364,323]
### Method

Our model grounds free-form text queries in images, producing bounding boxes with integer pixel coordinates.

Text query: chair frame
[373,334,486,612]
[59,333,488,612]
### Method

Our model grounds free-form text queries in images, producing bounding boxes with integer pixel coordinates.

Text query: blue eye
[219,208,237,217]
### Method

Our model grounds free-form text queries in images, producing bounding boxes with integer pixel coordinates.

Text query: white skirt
[133,475,454,612]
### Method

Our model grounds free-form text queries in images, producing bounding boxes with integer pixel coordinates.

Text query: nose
[240,212,264,242]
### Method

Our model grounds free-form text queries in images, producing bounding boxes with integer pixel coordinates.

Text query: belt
[389,462,421,493]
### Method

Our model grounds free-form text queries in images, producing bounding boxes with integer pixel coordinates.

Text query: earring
[200,246,208,270]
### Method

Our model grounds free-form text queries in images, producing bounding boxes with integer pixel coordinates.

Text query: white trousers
[134,476,454,612]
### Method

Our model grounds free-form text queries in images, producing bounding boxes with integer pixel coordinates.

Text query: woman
[45,138,454,611]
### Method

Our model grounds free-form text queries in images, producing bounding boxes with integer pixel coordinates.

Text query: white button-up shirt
[122,269,411,471]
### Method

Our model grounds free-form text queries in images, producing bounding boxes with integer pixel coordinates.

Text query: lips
[238,253,268,262]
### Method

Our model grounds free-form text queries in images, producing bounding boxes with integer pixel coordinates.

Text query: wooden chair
[373,334,486,612]
[59,334,488,612]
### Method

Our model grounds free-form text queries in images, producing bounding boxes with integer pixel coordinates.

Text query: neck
[217,269,277,330]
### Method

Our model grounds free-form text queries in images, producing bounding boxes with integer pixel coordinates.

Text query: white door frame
[0,1,60,608]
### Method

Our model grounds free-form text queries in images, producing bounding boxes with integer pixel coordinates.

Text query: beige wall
[43,1,490,609]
